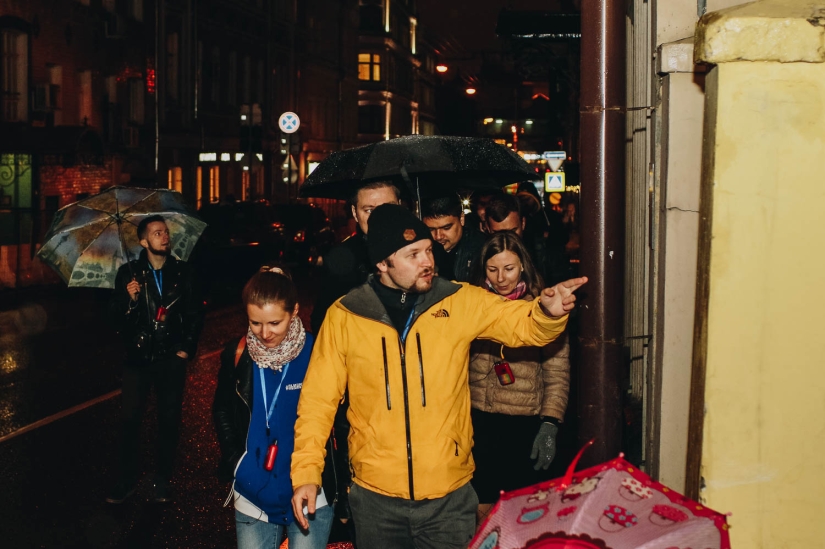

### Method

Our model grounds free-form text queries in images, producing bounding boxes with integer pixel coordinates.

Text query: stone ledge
[658,37,708,73]
[695,0,825,64]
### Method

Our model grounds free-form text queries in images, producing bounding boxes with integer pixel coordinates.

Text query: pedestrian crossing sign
[544,172,565,192]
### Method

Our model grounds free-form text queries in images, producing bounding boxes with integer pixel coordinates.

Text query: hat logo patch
[403,229,416,241]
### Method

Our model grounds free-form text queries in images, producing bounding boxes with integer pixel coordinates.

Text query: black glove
[530,422,559,470]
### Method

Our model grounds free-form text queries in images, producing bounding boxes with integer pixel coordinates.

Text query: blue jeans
[235,505,334,549]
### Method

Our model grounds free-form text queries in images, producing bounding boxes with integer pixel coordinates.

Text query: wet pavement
[0,270,349,548]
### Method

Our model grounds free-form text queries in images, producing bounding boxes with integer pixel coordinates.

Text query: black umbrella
[299,135,537,200]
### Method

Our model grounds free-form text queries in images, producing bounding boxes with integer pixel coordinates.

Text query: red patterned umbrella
[470,442,731,549]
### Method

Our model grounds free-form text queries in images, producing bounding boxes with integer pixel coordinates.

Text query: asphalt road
[0,271,343,548]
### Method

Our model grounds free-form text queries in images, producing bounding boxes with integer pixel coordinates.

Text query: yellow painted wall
[701,60,825,547]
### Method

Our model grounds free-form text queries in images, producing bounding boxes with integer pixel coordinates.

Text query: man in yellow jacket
[292,204,586,549]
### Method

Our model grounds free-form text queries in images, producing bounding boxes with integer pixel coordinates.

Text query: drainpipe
[576,0,626,465]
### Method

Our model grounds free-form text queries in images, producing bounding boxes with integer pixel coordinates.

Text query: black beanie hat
[367,204,432,265]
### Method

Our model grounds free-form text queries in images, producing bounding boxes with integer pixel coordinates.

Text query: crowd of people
[104,184,584,549]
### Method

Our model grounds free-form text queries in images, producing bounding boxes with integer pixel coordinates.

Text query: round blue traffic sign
[279,112,300,134]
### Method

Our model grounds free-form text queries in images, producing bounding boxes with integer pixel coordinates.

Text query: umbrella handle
[556,438,595,492]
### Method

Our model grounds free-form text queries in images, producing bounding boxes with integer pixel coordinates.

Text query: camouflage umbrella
[36,186,206,289]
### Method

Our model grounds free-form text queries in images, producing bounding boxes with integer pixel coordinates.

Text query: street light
[436,64,448,73]
[465,87,477,95]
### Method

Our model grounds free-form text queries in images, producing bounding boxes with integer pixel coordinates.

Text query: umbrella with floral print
[470,442,731,549]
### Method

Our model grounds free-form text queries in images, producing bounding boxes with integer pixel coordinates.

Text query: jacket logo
[432,309,449,318]
[403,229,416,241]
[285,383,303,390]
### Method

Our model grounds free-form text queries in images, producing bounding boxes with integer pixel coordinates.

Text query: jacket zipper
[397,337,415,500]
[415,333,426,407]
[381,337,391,410]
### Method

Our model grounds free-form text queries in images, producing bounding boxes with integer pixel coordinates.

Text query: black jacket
[109,250,203,365]
[447,229,485,283]
[212,338,351,519]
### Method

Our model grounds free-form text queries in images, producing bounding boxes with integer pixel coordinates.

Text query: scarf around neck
[246,315,306,371]
[486,279,528,301]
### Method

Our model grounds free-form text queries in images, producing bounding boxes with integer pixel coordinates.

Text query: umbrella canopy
[470,452,731,549]
[299,135,537,200]
[36,186,206,289]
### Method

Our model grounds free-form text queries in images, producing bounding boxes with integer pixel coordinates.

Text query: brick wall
[0,160,115,289]
[40,161,113,209]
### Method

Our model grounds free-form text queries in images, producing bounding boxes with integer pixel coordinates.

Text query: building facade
[356,0,438,142]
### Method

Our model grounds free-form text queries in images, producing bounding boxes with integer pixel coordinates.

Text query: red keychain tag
[264,440,279,471]
[155,306,168,322]
[494,361,515,385]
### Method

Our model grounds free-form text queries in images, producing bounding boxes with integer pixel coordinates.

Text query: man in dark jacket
[486,193,570,286]
[422,194,485,282]
[106,215,203,504]
[310,181,402,334]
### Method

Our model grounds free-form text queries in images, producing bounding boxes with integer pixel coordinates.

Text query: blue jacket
[219,333,313,525]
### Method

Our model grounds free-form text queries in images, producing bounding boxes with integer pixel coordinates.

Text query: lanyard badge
[259,362,291,472]
[494,345,516,386]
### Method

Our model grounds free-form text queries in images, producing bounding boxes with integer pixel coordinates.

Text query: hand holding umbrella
[126,278,141,302]
[539,277,588,318]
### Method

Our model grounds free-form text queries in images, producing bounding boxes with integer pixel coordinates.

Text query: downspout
[577,0,626,465]
[154,0,161,184]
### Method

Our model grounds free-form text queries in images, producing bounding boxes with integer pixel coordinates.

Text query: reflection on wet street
[0,271,336,547]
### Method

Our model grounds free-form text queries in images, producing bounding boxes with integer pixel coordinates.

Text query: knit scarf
[246,316,306,371]
[486,279,528,301]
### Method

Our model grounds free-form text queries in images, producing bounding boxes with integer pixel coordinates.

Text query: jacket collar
[340,275,461,327]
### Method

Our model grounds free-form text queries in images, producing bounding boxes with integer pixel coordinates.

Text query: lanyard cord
[259,362,291,435]
[149,267,163,296]
[401,306,416,343]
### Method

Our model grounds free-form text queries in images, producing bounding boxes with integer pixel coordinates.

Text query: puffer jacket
[469,292,570,419]
[291,276,568,501]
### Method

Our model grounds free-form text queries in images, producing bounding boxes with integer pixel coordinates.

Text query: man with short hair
[291,204,586,549]
[422,194,484,282]
[310,181,402,334]
[485,193,527,236]
[486,193,570,286]
[106,215,203,504]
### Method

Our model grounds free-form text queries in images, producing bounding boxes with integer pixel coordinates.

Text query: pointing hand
[539,276,588,318]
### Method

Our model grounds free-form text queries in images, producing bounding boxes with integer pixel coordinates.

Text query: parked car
[191,201,333,307]
[270,203,334,267]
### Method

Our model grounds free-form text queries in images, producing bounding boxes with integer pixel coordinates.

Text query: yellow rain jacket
[291,277,568,500]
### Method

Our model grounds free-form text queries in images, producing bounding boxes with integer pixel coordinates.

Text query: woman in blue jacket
[213,265,333,548]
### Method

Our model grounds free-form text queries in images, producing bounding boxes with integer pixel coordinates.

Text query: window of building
[210,47,220,104]
[410,18,417,54]
[104,74,115,103]
[1,29,28,122]
[358,104,384,134]
[33,65,63,124]
[78,70,92,125]
[167,33,179,101]
[130,0,143,21]
[242,55,251,105]
[241,171,250,201]
[196,166,203,208]
[129,78,144,124]
[227,51,237,106]
[209,166,220,202]
[358,53,380,81]
[255,60,264,105]
[168,167,183,193]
